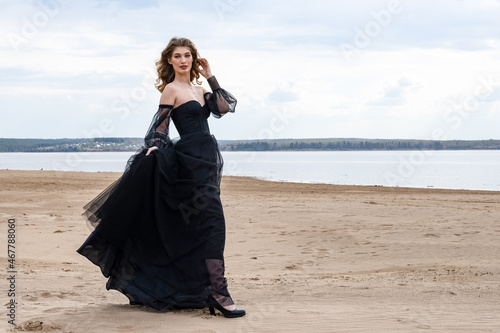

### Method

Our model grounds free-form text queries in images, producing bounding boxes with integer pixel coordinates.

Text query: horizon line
[1,137,500,142]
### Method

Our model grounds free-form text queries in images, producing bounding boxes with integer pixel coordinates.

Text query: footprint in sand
[14,320,62,331]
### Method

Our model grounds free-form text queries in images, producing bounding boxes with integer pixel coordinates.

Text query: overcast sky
[1,0,500,140]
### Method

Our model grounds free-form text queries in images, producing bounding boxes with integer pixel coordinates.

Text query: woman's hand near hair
[146,146,158,156]
[197,58,213,79]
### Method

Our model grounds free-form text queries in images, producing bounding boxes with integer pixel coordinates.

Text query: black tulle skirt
[77,132,226,310]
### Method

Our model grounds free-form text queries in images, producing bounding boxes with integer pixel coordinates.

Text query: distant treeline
[0,137,499,152]
[0,138,142,152]
[218,138,500,151]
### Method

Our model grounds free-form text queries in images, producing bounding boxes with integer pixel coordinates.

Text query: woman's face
[168,46,193,74]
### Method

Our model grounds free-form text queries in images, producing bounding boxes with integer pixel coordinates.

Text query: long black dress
[77,81,237,310]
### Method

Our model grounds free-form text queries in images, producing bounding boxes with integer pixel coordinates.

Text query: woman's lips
[180,66,188,69]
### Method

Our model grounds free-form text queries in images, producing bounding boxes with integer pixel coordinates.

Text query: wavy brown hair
[155,37,202,92]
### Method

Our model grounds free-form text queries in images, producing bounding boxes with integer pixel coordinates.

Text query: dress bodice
[143,85,237,149]
[171,100,211,137]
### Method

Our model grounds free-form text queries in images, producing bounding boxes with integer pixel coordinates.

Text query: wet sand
[0,170,499,332]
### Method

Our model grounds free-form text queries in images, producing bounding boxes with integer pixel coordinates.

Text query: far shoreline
[1,137,500,152]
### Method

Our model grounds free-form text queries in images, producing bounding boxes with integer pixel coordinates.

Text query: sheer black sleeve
[144,104,173,149]
[204,76,237,118]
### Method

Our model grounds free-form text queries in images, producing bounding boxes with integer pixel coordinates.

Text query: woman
[77,37,245,318]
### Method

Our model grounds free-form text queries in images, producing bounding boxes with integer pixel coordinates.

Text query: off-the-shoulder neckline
[159,99,206,110]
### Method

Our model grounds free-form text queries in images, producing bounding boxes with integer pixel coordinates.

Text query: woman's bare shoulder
[196,84,208,95]
[159,83,177,105]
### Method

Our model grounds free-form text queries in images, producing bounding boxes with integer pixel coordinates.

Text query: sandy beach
[0,169,499,332]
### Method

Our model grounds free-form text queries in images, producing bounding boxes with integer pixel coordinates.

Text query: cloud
[367,76,422,107]
[94,0,160,10]
[268,84,298,103]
